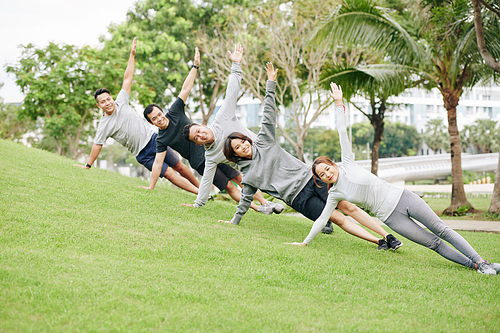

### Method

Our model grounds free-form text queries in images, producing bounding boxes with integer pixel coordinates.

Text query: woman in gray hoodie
[220,63,401,249]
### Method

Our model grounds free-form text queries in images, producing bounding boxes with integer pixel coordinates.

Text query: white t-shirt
[94,90,154,156]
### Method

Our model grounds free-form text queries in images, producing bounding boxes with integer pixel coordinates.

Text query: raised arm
[256,63,279,145]
[330,83,353,163]
[215,44,243,120]
[178,47,200,103]
[122,37,137,96]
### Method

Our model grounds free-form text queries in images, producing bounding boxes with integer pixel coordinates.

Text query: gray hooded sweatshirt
[230,80,311,225]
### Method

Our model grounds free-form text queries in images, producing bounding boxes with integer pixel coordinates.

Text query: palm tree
[320,62,415,175]
[314,0,500,214]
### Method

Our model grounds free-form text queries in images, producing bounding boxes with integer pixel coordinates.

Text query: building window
[466,106,474,115]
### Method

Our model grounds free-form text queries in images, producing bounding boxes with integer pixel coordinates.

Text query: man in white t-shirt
[75,38,199,194]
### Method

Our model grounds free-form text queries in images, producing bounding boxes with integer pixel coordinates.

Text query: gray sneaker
[268,201,285,214]
[487,262,500,273]
[258,204,273,214]
[477,261,497,275]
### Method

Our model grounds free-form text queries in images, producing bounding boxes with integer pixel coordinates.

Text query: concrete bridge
[355,153,498,184]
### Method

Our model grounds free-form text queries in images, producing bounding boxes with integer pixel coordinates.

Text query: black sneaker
[378,238,389,250]
[321,221,333,234]
[386,234,402,250]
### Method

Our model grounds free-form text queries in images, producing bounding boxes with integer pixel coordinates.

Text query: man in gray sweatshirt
[182,44,283,214]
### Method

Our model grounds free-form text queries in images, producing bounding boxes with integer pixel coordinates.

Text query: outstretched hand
[138,186,152,190]
[218,220,232,224]
[284,242,307,246]
[266,62,278,81]
[228,43,243,63]
[193,47,200,67]
[73,164,89,169]
[131,37,137,57]
[329,82,343,105]
[181,203,194,207]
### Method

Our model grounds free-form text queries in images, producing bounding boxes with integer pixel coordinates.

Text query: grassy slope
[1,139,499,332]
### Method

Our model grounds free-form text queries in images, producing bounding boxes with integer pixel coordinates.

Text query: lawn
[1,139,499,332]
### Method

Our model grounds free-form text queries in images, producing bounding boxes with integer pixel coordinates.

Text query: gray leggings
[384,189,482,268]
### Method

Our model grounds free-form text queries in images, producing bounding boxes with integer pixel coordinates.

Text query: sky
[0,0,138,102]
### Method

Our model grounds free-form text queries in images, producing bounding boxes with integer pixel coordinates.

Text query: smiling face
[230,138,252,159]
[188,124,214,145]
[147,107,169,129]
[96,93,115,115]
[315,162,339,184]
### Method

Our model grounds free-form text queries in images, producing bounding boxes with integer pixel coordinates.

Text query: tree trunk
[370,99,385,176]
[296,133,305,162]
[488,146,500,213]
[371,117,384,176]
[442,90,476,215]
[472,0,500,73]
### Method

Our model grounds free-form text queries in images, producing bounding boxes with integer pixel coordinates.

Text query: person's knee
[427,236,443,251]
[163,167,174,180]
[329,211,346,226]
[233,173,243,183]
[337,200,357,215]
[435,225,453,239]
[172,161,186,172]
[225,182,238,194]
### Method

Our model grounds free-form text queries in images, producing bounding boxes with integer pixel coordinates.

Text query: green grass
[1,139,499,332]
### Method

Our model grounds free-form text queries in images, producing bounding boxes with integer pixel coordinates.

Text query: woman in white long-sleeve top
[220,63,402,248]
[287,82,499,275]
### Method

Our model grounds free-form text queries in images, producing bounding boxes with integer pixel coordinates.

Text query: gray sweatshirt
[230,80,311,225]
[303,105,404,244]
[194,63,257,207]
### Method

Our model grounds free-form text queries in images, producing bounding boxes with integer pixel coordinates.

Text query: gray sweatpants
[384,189,482,268]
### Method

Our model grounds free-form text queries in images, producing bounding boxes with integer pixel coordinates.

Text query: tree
[103,0,252,124]
[378,122,420,158]
[6,44,132,158]
[423,118,449,154]
[227,0,339,162]
[321,61,415,174]
[0,84,36,140]
[463,119,499,154]
[313,0,500,214]
[472,0,500,73]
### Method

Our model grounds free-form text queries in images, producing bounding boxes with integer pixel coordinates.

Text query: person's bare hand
[329,82,343,105]
[228,43,243,63]
[138,186,152,190]
[181,203,194,207]
[193,47,200,67]
[218,220,232,224]
[131,37,137,57]
[266,62,278,81]
[74,164,89,169]
[284,242,307,246]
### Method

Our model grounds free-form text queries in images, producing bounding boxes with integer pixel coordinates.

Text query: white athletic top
[303,106,404,244]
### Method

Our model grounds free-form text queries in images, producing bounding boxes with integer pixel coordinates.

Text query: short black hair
[144,104,163,124]
[94,88,111,101]
[223,132,253,163]
[182,123,200,142]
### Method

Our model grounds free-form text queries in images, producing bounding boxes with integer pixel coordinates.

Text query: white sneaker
[267,201,285,214]
[477,261,497,275]
[258,204,273,214]
[487,262,500,273]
